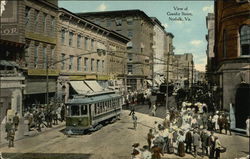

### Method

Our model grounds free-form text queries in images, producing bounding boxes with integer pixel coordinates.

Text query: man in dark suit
[185,129,192,154]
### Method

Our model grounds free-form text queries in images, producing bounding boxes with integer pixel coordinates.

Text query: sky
[59,1,214,72]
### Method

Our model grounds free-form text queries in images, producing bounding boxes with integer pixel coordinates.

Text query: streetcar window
[81,105,87,115]
[71,105,80,116]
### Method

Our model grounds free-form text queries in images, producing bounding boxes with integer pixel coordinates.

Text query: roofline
[59,8,130,43]
[166,32,174,38]
[151,17,165,30]
[76,9,155,25]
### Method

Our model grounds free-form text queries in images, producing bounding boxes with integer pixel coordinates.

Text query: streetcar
[65,91,122,134]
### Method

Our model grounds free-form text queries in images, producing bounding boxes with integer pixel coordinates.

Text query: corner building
[214,0,250,130]
[77,10,154,91]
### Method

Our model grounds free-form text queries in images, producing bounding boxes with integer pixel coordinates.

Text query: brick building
[57,8,129,102]
[214,0,250,129]
[77,10,154,91]
[22,0,59,107]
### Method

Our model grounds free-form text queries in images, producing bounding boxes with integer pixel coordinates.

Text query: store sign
[0,25,18,35]
[28,69,59,76]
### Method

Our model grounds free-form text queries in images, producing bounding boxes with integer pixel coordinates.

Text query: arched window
[240,25,250,56]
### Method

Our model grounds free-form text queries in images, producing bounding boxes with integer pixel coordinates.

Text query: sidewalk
[0,118,65,147]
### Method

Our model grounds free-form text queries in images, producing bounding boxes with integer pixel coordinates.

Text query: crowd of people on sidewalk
[23,102,65,132]
[4,102,66,148]
[130,101,231,159]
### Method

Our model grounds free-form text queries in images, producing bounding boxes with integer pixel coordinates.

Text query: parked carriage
[65,91,122,134]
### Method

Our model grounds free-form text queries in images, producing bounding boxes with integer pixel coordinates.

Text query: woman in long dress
[177,131,185,157]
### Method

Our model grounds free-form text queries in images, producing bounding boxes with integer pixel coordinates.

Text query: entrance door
[235,83,250,129]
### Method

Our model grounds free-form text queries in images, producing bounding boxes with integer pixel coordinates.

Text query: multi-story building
[57,8,129,102]
[214,0,250,130]
[77,10,154,91]
[205,13,215,87]
[21,0,59,107]
[151,17,167,86]
[0,0,26,143]
[172,53,194,87]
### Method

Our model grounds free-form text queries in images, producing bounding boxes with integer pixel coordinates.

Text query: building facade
[172,53,194,87]
[77,10,154,91]
[151,17,166,86]
[21,0,59,107]
[214,0,250,129]
[205,13,216,87]
[165,33,175,83]
[57,8,129,102]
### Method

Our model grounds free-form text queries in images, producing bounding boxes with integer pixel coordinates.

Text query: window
[141,48,143,53]
[61,53,65,70]
[51,46,55,65]
[81,105,87,115]
[223,30,227,58]
[85,37,88,50]
[42,46,47,68]
[71,105,80,116]
[84,58,88,71]
[127,18,133,25]
[25,6,31,27]
[34,45,38,68]
[61,30,65,45]
[128,30,133,38]
[69,55,74,70]
[43,13,47,33]
[127,64,133,74]
[102,60,104,72]
[34,10,39,31]
[77,57,82,71]
[97,60,100,72]
[91,59,94,71]
[116,29,122,32]
[77,35,81,48]
[240,25,250,56]
[51,16,55,35]
[128,53,133,61]
[91,39,94,50]
[115,19,122,26]
[69,32,74,46]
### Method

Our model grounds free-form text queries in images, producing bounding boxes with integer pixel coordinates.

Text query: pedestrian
[224,115,231,135]
[214,136,222,159]
[148,100,152,110]
[212,112,219,132]
[129,104,135,116]
[185,129,192,154]
[13,112,19,131]
[177,131,185,157]
[201,129,209,157]
[131,143,141,159]
[60,103,65,122]
[151,145,164,159]
[8,127,15,148]
[27,111,34,131]
[132,113,138,130]
[208,131,215,159]
[246,116,250,137]
[5,119,13,140]
[125,99,130,110]
[218,115,223,134]
[192,130,201,158]
[147,129,154,150]
[152,104,156,116]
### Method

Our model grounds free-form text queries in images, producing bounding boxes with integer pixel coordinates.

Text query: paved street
[0,110,249,159]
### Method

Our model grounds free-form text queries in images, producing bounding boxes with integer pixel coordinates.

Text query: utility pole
[46,58,49,106]
[165,45,171,114]
[191,61,194,87]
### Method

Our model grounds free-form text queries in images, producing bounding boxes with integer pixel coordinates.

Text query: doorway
[235,83,250,129]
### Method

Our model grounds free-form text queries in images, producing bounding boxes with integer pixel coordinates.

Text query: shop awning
[70,81,93,94]
[84,80,104,92]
